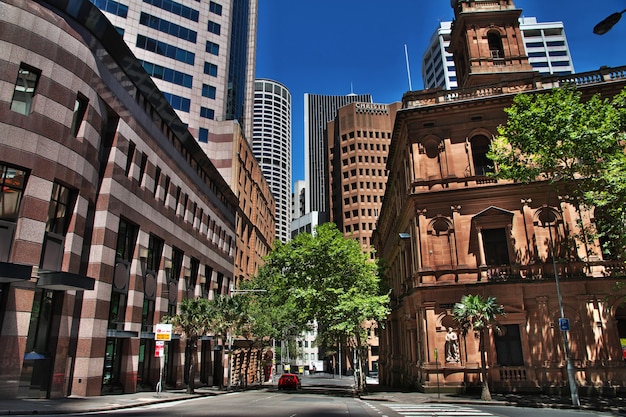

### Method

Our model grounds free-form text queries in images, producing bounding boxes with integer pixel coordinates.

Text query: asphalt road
[20,389,622,417]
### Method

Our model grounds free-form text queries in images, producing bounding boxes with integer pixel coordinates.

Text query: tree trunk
[479,331,492,401]
[187,338,196,394]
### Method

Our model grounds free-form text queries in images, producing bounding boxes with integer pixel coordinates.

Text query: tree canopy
[490,86,626,259]
[243,222,390,389]
[453,294,505,401]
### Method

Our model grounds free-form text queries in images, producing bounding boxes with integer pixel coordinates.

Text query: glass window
[11,64,40,115]
[200,107,214,119]
[471,135,494,176]
[139,12,197,43]
[495,324,524,366]
[46,182,76,235]
[198,128,209,143]
[162,92,190,112]
[71,93,89,136]
[209,1,222,15]
[116,218,138,262]
[0,164,27,220]
[205,40,219,56]
[90,0,128,18]
[140,60,192,88]
[207,20,221,35]
[203,62,218,77]
[136,35,195,65]
[142,0,198,22]
[202,84,216,99]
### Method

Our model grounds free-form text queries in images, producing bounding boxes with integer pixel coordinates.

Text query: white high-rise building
[422,17,574,90]
[252,79,292,243]
[91,0,258,150]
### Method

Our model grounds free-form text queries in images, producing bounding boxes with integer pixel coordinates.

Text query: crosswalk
[365,403,497,417]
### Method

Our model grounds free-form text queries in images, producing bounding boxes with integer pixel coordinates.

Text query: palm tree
[452,294,505,401]
[163,297,212,394]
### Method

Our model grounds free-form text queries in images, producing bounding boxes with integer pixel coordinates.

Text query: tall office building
[253,79,292,243]
[326,102,401,255]
[304,93,372,214]
[422,18,574,90]
[91,0,258,147]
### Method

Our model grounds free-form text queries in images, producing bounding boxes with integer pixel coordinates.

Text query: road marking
[371,403,496,417]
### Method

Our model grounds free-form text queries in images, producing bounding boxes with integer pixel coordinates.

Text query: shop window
[11,64,40,115]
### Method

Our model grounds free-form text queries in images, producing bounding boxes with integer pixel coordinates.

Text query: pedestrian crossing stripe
[384,404,495,416]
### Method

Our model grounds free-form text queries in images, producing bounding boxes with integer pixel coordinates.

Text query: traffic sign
[558,317,570,331]
[155,323,173,341]
[155,340,165,357]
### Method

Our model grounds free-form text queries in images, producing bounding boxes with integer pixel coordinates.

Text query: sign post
[154,324,172,396]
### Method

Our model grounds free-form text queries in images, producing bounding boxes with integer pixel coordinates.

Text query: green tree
[247,223,389,391]
[452,294,505,401]
[163,297,212,394]
[207,294,250,389]
[490,86,626,259]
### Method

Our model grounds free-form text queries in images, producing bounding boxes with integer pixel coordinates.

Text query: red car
[278,373,301,390]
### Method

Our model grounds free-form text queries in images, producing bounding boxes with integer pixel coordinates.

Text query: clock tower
[448,0,536,88]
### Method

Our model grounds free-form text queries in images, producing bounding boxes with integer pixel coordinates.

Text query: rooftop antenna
[348,82,356,96]
[404,44,413,91]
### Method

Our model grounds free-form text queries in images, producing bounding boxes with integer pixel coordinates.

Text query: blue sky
[255,0,626,189]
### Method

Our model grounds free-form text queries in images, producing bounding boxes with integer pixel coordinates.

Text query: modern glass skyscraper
[422,18,574,90]
[304,93,372,214]
[91,0,258,144]
[253,79,292,243]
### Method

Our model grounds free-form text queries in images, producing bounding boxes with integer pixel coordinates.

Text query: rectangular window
[209,1,222,15]
[198,128,209,143]
[495,324,524,366]
[138,153,148,185]
[46,182,76,235]
[71,93,89,136]
[116,217,139,262]
[90,0,128,18]
[136,34,195,65]
[202,84,216,99]
[205,40,219,56]
[162,92,190,112]
[207,20,221,35]
[142,0,199,22]
[140,60,192,88]
[11,64,40,115]
[203,62,218,77]
[200,107,214,120]
[125,141,136,176]
[0,164,27,221]
[139,12,197,43]
[153,167,161,196]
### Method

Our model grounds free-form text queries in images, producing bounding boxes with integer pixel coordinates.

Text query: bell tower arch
[448,0,535,88]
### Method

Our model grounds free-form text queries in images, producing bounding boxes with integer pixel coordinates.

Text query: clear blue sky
[255,0,626,189]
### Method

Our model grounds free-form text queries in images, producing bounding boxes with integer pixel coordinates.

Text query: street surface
[17,389,621,417]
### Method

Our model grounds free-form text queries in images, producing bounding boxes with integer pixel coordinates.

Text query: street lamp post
[544,193,580,407]
[594,8,626,35]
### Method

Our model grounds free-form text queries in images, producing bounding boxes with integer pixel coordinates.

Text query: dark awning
[0,262,33,283]
[37,270,95,291]
[107,329,139,338]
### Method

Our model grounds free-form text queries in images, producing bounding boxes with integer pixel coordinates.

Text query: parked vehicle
[277,373,301,390]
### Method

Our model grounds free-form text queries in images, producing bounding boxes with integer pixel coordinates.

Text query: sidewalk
[1,375,624,415]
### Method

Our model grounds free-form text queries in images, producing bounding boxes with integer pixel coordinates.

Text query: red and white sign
[155,340,165,358]
[155,323,172,341]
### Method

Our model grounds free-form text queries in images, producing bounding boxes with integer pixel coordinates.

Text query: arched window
[470,135,494,176]
[487,31,504,60]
